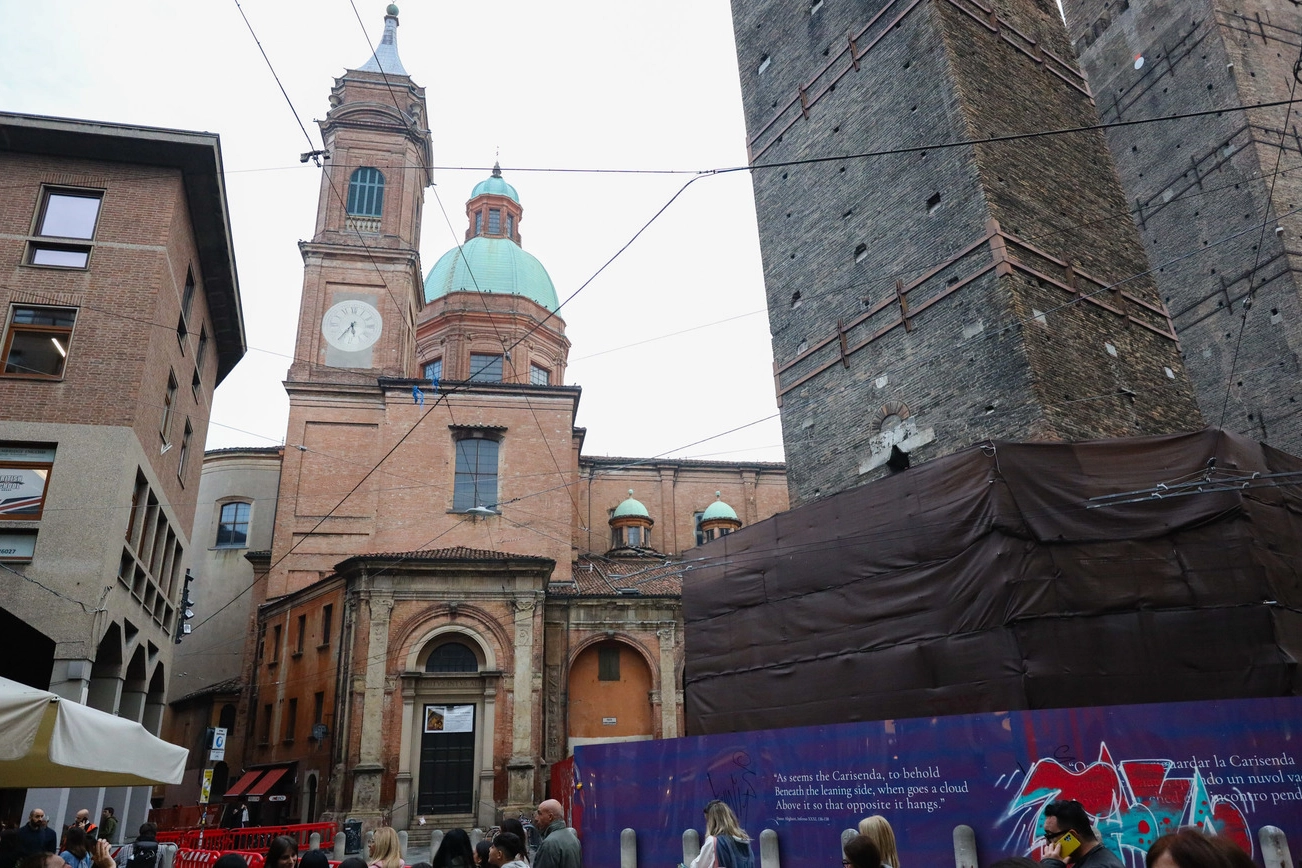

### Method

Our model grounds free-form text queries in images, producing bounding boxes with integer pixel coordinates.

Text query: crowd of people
[685,797,1259,868]
[0,796,1260,868]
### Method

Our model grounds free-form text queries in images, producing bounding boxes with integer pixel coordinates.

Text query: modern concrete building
[1062,0,1302,453]
[0,112,244,831]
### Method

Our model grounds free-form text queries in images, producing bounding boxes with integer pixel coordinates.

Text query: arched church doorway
[567,639,653,754]
[416,639,480,815]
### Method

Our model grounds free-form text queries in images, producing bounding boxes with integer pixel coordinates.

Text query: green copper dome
[424,236,559,311]
[701,492,738,522]
[471,165,519,203]
[612,490,650,519]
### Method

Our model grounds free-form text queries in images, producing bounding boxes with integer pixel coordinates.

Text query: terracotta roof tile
[556,554,683,597]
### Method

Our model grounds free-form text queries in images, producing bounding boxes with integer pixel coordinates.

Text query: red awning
[224,770,263,799]
[246,766,289,797]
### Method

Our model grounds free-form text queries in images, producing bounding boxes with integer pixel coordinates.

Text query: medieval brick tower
[730,0,1206,504]
[1062,0,1302,453]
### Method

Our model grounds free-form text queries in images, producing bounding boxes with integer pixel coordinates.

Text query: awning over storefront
[223,769,264,799]
[246,765,289,797]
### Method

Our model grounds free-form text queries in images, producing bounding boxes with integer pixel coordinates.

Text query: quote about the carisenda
[772,765,966,820]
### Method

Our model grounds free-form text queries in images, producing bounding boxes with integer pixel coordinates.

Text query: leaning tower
[729,0,1205,504]
[1063,0,1302,453]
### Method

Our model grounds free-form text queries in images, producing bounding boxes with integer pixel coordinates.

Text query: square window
[2,307,76,378]
[468,353,503,383]
[28,189,102,268]
[216,501,251,547]
[0,444,56,521]
[529,363,549,386]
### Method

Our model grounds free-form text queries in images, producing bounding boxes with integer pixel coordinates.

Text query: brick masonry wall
[731,0,1204,505]
[1063,0,1302,452]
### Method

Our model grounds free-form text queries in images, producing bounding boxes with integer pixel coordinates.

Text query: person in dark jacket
[530,802,579,868]
[1040,800,1124,868]
[16,812,56,860]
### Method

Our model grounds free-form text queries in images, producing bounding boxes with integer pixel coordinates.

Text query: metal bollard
[1259,825,1292,868]
[397,831,407,857]
[333,833,345,861]
[953,825,977,868]
[430,830,444,856]
[309,833,320,851]
[621,828,637,868]
[759,829,780,868]
[683,829,701,865]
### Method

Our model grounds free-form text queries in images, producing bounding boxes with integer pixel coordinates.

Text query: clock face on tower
[322,299,382,352]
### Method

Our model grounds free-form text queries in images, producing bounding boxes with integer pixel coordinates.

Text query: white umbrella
[0,676,188,787]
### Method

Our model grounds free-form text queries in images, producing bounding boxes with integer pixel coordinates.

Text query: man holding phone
[1041,800,1123,868]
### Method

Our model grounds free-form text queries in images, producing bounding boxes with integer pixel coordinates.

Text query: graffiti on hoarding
[1001,744,1252,860]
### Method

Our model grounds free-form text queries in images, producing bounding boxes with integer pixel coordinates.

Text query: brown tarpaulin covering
[684,429,1302,735]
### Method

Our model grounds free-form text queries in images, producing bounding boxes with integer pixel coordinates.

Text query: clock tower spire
[288,4,431,382]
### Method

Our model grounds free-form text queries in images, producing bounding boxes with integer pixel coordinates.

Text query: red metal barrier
[222,824,338,853]
[174,850,222,868]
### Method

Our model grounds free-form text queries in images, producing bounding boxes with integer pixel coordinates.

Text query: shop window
[216,501,251,548]
[453,435,499,511]
[2,306,76,378]
[28,188,102,268]
[346,167,385,217]
[468,353,503,382]
[0,444,55,521]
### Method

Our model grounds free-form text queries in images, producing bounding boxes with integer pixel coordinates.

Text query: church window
[216,501,251,548]
[488,209,501,234]
[598,645,621,681]
[453,436,499,511]
[475,212,483,236]
[627,526,643,547]
[694,511,707,546]
[425,641,479,673]
[529,364,549,386]
[468,353,503,382]
[346,167,385,217]
[424,358,442,381]
[506,214,515,238]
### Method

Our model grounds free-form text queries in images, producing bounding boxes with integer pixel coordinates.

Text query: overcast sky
[0,0,785,463]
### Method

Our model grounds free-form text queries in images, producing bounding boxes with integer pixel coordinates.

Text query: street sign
[208,748,225,762]
[212,728,227,750]
[200,768,213,804]
[267,795,287,802]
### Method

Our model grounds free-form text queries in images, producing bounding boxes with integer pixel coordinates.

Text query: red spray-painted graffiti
[1003,744,1252,859]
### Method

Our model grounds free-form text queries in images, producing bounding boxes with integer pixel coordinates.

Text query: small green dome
[424,236,559,311]
[612,490,650,519]
[701,492,738,522]
[471,166,519,203]
[386,4,399,15]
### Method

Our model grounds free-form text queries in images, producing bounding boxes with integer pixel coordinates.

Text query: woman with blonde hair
[689,800,754,868]
[369,827,404,868]
[857,816,900,868]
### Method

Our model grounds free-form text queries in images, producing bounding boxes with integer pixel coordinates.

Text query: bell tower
[289,4,431,382]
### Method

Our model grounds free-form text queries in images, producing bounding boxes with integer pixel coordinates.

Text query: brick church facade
[163,8,786,835]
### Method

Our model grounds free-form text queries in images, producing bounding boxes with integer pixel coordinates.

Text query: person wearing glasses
[1040,800,1122,868]
[843,835,882,868]
[689,801,753,868]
